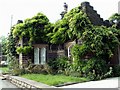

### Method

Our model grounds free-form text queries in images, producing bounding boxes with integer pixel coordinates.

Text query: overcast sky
[0,0,119,37]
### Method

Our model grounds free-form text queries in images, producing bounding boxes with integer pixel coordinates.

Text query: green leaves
[10,5,120,62]
[16,46,32,54]
[13,12,52,44]
[82,26,120,59]
[11,12,53,54]
[109,13,120,22]
[49,19,69,44]
[49,6,92,44]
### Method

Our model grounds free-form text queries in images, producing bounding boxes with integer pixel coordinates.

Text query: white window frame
[68,45,73,58]
[40,47,46,65]
[34,47,40,64]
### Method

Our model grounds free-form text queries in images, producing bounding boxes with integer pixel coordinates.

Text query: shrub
[112,65,120,77]
[43,64,52,74]
[11,68,27,76]
[25,64,34,73]
[82,58,109,80]
[47,58,59,74]
[57,56,70,74]
[26,64,52,74]
[47,56,70,74]
[71,44,87,62]
[31,64,44,74]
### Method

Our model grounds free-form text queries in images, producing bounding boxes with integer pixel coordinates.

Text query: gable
[81,2,104,26]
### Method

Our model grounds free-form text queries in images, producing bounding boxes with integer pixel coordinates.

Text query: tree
[109,13,120,28]
[6,26,18,57]
[109,13,120,22]
[0,36,8,55]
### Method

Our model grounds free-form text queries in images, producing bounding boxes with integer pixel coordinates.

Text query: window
[34,48,39,64]
[34,47,46,64]
[40,48,46,65]
[68,45,73,58]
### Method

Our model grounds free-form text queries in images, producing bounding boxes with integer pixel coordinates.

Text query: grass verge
[0,66,9,73]
[21,74,88,86]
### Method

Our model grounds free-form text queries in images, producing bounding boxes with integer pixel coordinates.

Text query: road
[0,69,17,90]
[0,76,17,90]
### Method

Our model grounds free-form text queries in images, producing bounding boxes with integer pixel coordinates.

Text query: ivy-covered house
[32,2,120,65]
[14,1,120,67]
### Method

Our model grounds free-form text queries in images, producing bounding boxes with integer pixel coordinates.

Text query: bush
[82,58,109,80]
[112,65,120,77]
[71,44,87,62]
[47,58,58,74]
[47,56,70,74]
[26,64,52,74]
[43,64,52,74]
[57,56,70,74]
[11,68,27,76]
[31,64,44,73]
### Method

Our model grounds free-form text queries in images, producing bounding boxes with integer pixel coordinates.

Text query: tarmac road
[0,69,17,90]
[0,76,17,90]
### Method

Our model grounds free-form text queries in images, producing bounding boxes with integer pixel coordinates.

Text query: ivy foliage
[47,19,69,44]
[48,5,120,63]
[48,6,92,44]
[11,5,120,61]
[12,13,53,54]
[16,46,32,54]
[109,13,120,22]
[82,26,120,58]
[64,8,92,39]
[13,13,53,44]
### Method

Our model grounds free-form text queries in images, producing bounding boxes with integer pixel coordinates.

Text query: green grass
[21,74,88,86]
[0,67,9,73]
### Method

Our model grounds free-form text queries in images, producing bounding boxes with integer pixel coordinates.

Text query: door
[41,48,46,64]
[34,47,39,64]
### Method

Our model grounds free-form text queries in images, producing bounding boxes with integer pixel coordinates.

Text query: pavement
[0,76,17,89]
[60,77,119,88]
[0,70,17,89]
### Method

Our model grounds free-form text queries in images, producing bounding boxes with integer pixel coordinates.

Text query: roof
[80,2,111,27]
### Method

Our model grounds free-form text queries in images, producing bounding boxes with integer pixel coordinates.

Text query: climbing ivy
[11,5,120,63]
[48,6,92,44]
[12,13,53,54]
[81,26,120,61]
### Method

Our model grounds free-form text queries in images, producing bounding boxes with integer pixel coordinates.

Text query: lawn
[21,74,88,86]
[0,67,9,73]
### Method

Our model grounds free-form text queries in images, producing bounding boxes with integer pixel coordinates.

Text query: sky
[0,0,119,37]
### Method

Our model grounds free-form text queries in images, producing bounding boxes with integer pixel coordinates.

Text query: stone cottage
[17,1,120,66]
